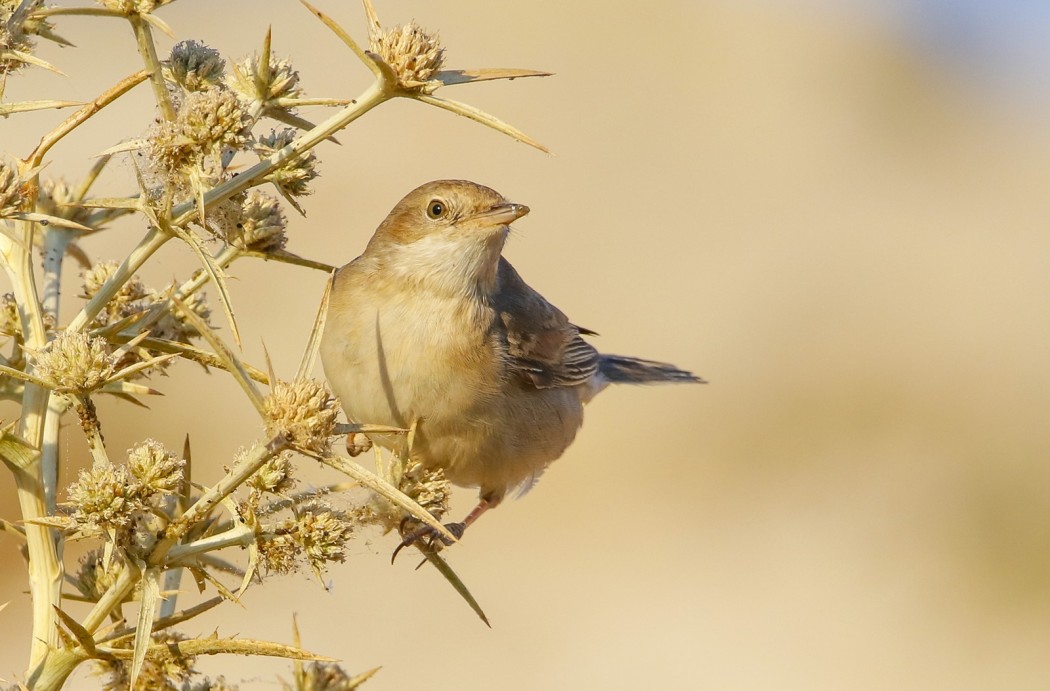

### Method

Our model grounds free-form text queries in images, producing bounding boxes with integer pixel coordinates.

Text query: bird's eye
[426,199,446,219]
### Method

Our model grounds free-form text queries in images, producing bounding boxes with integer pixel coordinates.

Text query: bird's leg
[391,498,492,563]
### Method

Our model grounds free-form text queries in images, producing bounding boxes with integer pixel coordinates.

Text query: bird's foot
[345,432,373,457]
[391,520,465,563]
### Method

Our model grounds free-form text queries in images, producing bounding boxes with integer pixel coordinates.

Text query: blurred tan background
[3,0,1050,688]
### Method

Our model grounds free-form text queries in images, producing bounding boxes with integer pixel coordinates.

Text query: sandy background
[3,0,1050,688]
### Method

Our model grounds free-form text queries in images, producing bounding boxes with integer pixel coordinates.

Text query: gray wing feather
[492,259,600,390]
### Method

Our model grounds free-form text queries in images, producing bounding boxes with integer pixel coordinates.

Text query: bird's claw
[391,521,466,564]
[345,432,373,457]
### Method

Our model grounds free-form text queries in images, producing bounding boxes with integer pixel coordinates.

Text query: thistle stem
[41,395,66,516]
[66,225,170,334]
[40,228,69,321]
[129,245,243,340]
[166,521,254,562]
[128,13,175,122]
[82,558,140,634]
[27,70,150,167]
[0,218,63,669]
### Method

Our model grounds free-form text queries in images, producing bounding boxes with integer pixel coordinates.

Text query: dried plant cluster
[0,0,549,688]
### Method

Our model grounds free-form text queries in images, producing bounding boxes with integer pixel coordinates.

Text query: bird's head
[364,179,529,294]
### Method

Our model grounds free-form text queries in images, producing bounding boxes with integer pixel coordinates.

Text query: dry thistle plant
[0,0,549,687]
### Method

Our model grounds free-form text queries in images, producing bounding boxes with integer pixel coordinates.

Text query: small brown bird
[319,180,702,552]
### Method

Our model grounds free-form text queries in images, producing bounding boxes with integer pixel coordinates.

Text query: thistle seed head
[246,448,296,496]
[0,293,20,338]
[81,261,150,326]
[126,439,183,496]
[74,550,122,601]
[375,459,451,533]
[227,53,302,104]
[166,39,226,92]
[33,330,115,393]
[230,190,287,252]
[255,129,319,200]
[149,89,250,174]
[401,460,451,521]
[297,662,361,691]
[1,0,42,76]
[37,177,92,228]
[150,288,211,343]
[97,0,159,14]
[369,22,445,88]
[263,379,339,452]
[294,502,354,575]
[67,460,143,532]
[179,88,251,152]
[0,159,25,218]
[257,531,299,576]
[95,631,195,691]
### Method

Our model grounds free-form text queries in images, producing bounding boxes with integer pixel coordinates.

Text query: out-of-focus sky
[2,1,1050,689]
[788,0,1050,109]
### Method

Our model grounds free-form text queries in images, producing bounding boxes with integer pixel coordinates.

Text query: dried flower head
[179,88,250,150]
[373,459,451,534]
[200,188,248,237]
[399,460,451,522]
[369,21,445,89]
[81,261,119,299]
[257,531,299,576]
[227,52,302,105]
[247,448,295,496]
[1,0,41,76]
[230,190,287,252]
[74,550,122,601]
[150,288,211,343]
[166,39,226,92]
[97,0,159,14]
[36,177,93,228]
[255,129,319,201]
[188,676,239,691]
[126,439,183,496]
[67,460,142,532]
[0,292,20,338]
[294,502,354,576]
[82,261,150,326]
[126,507,168,559]
[0,158,25,217]
[263,379,339,452]
[33,330,115,393]
[95,631,195,691]
[149,89,250,174]
[296,662,363,691]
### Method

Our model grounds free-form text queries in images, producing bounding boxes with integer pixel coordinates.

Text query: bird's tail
[598,355,705,385]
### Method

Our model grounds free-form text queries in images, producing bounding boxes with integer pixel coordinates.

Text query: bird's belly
[425,384,584,501]
[320,293,585,501]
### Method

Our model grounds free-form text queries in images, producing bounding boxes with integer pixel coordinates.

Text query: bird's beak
[471,202,530,226]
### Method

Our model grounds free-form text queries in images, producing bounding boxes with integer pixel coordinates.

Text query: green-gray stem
[2,218,63,669]
[67,225,170,333]
[128,13,174,122]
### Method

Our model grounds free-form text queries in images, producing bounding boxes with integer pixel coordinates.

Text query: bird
[319,180,703,554]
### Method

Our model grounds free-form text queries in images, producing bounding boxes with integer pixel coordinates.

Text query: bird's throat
[382,230,505,298]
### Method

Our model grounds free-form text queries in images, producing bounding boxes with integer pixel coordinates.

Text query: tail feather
[598,355,705,385]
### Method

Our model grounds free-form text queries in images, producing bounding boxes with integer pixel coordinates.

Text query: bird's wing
[492,258,600,389]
